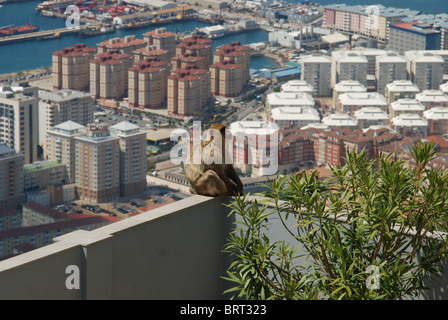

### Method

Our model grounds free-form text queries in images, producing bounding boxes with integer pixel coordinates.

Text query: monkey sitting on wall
[184,123,243,197]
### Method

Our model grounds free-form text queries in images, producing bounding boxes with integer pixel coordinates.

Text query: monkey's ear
[209,123,227,136]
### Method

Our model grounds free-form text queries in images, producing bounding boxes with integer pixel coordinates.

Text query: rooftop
[338,92,387,106]
[322,113,357,127]
[353,107,389,120]
[267,91,314,106]
[386,80,421,92]
[423,107,448,119]
[271,106,320,121]
[390,99,425,111]
[391,113,428,127]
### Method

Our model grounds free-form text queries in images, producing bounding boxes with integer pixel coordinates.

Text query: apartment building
[390,113,428,137]
[89,51,134,100]
[176,35,213,69]
[171,53,206,71]
[133,45,169,62]
[266,91,314,116]
[375,52,407,95]
[0,144,24,209]
[384,80,420,105]
[38,89,93,148]
[213,41,251,86]
[278,133,314,173]
[353,107,389,129]
[333,80,367,108]
[322,113,358,130]
[389,99,425,119]
[74,123,120,204]
[209,60,244,97]
[22,201,67,227]
[423,107,448,135]
[23,161,67,193]
[46,121,86,184]
[415,90,448,109]
[109,122,147,197]
[128,58,170,109]
[270,106,320,130]
[405,51,444,91]
[0,85,38,164]
[52,43,96,91]
[331,51,368,88]
[323,4,419,42]
[167,65,211,117]
[388,22,442,54]
[280,80,314,96]
[299,53,332,97]
[96,35,146,55]
[337,92,387,115]
[0,207,22,231]
[142,27,176,59]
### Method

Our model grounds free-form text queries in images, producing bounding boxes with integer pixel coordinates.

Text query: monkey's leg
[193,170,230,197]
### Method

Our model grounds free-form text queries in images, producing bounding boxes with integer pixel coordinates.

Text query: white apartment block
[46,121,86,184]
[337,92,387,115]
[423,107,448,135]
[270,106,320,130]
[39,89,94,148]
[280,80,314,96]
[375,52,407,95]
[0,85,39,165]
[332,80,367,108]
[331,51,368,88]
[322,113,358,130]
[405,51,444,91]
[415,90,448,109]
[266,91,314,116]
[299,54,332,97]
[384,80,421,104]
[389,99,425,119]
[390,113,428,137]
[109,121,147,197]
[353,107,389,129]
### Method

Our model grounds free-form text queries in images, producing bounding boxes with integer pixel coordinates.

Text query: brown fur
[185,123,243,197]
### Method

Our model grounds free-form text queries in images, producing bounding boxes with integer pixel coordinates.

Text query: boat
[0,24,39,36]
[78,25,115,37]
[37,32,60,41]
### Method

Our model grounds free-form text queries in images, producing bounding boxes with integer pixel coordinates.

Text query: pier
[0,27,79,45]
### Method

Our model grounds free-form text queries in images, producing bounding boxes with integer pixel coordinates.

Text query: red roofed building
[22,201,67,227]
[176,35,213,69]
[128,58,170,109]
[209,59,244,97]
[96,35,146,55]
[213,41,251,86]
[52,43,96,91]
[167,65,211,117]
[90,50,133,100]
[143,27,176,59]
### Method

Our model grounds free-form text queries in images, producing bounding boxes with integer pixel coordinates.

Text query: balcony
[0,194,447,300]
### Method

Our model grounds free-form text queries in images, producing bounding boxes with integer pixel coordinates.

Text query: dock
[0,27,80,45]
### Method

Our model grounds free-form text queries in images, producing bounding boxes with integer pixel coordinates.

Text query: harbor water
[0,0,278,74]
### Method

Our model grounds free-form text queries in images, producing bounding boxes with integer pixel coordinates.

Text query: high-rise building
[0,85,39,164]
[74,123,120,204]
[0,144,24,209]
[52,43,96,91]
[388,22,442,54]
[299,53,332,97]
[38,89,94,148]
[375,52,407,95]
[109,122,147,197]
[167,65,211,117]
[128,58,170,109]
[209,60,244,97]
[46,121,86,184]
[405,51,444,91]
[143,28,176,59]
[133,45,169,62]
[96,35,146,55]
[89,51,134,100]
[176,35,213,68]
[213,41,251,86]
[171,53,206,71]
[331,51,368,88]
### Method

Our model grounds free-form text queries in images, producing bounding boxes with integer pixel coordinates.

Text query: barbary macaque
[185,123,243,197]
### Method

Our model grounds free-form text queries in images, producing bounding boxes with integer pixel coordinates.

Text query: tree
[223,141,448,300]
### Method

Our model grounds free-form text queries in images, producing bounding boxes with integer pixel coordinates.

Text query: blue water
[0,0,443,74]
[0,0,278,73]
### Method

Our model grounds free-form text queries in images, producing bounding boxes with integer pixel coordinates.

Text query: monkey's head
[208,123,226,136]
